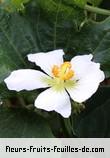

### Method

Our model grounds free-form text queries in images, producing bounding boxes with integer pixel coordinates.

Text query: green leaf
[74,87,110,137]
[26,0,85,52]
[0,106,54,137]
[0,0,31,12]
[62,0,88,8]
[34,0,84,22]
[67,17,110,77]
[93,18,110,77]
[73,0,87,7]
[0,10,38,97]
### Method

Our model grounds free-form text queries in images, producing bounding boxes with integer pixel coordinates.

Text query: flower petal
[67,56,105,103]
[35,88,71,118]
[71,54,93,79]
[27,49,64,76]
[4,69,50,92]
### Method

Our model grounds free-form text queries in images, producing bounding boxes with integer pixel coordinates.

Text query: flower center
[52,62,74,80]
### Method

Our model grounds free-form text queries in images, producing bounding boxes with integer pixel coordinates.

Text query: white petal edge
[71,54,94,79]
[67,63,105,103]
[27,49,64,76]
[4,69,50,92]
[35,88,71,118]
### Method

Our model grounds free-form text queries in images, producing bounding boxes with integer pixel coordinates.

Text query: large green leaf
[25,1,85,53]
[0,106,54,137]
[0,10,37,73]
[65,17,110,77]
[0,10,38,97]
[34,0,84,19]
[74,87,110,137]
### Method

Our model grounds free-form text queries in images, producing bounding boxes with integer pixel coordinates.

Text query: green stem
[85,4,110,16]
[63,117,76,137]
[64,118,73,136]
[60,117,70,137]
[70,115,76,136]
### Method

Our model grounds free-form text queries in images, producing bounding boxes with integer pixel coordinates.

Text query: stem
[70,115,76,136]
[63,117,76,137]
[85,4,110,16]
[64,118,73,137]
[60,117,70,137]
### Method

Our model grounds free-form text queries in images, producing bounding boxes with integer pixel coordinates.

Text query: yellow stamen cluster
[52,62,74,80]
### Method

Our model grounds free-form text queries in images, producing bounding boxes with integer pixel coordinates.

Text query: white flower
[4,49,105,118]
